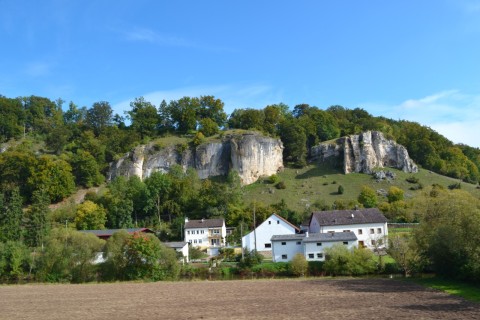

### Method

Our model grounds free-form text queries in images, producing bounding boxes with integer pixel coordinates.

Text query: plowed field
[1,278,479,319]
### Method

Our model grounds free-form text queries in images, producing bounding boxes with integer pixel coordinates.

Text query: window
[370,228,374,234]
[196,230,199,234]
[316,242,322,246]
[213,229,220,234]
[277,220,280,224]
[343,241,348,245]
[377,228,382,234]
[343,230,350,232]
[282,254,288,260]
[358,229,363,235]
[187,231,190,235]
[296,241,301,245]
[308,254,314,259]
[317,253,323,258]
[268,221,271,225]
[371,240,376,245]
[265,243,271,248]
[198,239,202,244]
[194,239,197,244]
[201,230,204,234]
[281,242,286,245]
[188,240,192,244]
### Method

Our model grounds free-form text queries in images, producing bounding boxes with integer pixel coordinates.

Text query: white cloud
[112,84,284,117]
[362,90,480,147]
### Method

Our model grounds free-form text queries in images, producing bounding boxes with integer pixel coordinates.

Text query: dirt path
[1,278,478,320]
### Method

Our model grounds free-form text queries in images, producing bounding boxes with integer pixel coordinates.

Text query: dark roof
[80,228,154,237]
[164,241,188,249]
[310,208,387,226]
[185,218,224,229]
[271,231,357,242]
[303,231,357,242]
[271,234,305,241]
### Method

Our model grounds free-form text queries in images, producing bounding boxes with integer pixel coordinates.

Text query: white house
[164,241,189,263]
[271,231,358,262]
[308,208,388,250]
[242,213,300,252]
[184,218,226,249]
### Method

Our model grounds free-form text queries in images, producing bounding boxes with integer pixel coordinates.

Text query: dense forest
[1,94,480,283]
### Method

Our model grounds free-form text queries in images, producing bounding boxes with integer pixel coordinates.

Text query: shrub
[338,185,344,195]
[406,176,419,184]
[308,261,324,276]
[268,174,280,184]
[237,250,263,269]
[275,181,286,189]
[290,253,308,277]
[448,182,461,190]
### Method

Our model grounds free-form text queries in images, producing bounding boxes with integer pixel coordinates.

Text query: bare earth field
[1,278,479,320]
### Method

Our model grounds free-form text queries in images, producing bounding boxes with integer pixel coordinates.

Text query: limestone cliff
[108,133,284,185]
[310,131,418,174]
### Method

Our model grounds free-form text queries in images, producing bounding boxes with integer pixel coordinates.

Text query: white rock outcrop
[311,131,418,174]
[108,133,284,185]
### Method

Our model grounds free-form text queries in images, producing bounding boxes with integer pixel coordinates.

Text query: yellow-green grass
[411,277,480,302]
[242,162,479,212]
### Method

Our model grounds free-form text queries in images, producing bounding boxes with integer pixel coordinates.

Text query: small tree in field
[290,253,308,277]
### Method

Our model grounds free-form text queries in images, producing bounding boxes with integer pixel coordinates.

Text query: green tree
[279,120,307,167]
[0,241,31,281]
[28,156,76,203]
[75,201,107,230]
[37,228,105,283]
[388,234,422,277]
[127,97,159,139]
[0,188,23,242]
[85,101,113,136]
[358,186,378,208]
[70,149,104,188]
[198,118,219,137]
[123,233,180,281]
[198,95,227,128]
[24,189,50,248]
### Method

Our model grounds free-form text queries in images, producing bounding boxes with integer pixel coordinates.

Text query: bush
[308,261,324,276]
[275,181,287,189]
[406,176,419,184]
[237,250,263,269]
[448,182,461,190]
[290,253,308,277]
[251,262,290,277]
[338,185,344,195]
[268,174,280,184]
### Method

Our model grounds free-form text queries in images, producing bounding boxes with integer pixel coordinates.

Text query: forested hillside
[1,94,480,283]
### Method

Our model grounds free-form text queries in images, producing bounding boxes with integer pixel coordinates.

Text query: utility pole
[241,220,244,261]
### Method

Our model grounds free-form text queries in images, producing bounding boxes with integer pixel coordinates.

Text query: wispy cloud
[123,27,234,52]
[24,62,51,77]
[112,84,284,117]
[362,90,480,147]
[125,27,195,47]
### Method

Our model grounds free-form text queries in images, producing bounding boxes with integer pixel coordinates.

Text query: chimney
[201,218,204,223]
[185,217,189,223]
[305,231,309,238]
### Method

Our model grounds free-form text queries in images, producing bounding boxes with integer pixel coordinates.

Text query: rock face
[108,133,284,185]
[311,131,418,174]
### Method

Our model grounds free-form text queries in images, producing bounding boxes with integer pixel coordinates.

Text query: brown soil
[1,278,479,320]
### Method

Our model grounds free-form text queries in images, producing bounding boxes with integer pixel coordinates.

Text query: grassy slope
[242,162,479,212]
[411,277,480,302]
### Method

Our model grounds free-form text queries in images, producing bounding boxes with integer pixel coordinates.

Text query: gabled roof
[271,231,357,242]
[185,218,224,229]
[303,231,357,242]
[271,234,305,241]
[164,241,188,249]
[310,208,387,226]
[270,213,301,232]
[80,228,154,238]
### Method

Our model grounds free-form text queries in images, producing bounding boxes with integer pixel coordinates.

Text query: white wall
[185,227,209,247]
[310,217,388,250]
[271,239,304,262]
[242,214,297,251]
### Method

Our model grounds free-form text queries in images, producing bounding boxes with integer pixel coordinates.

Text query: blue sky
[1,0,480,146]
